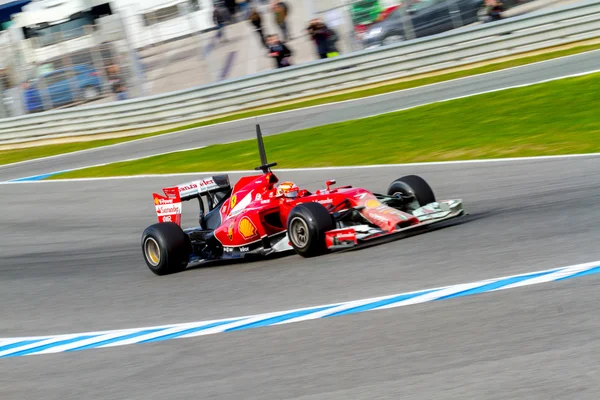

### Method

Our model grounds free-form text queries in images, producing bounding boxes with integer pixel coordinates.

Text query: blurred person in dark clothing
[249,7,268,48]
[307,18,339,59]
[237,0,250,18]
[271,0,290,41]
[213,5,229,42]
[22,80,43,113]
[108,64,128,101]
[485,0,505,22]
[224,0,237,19]
[267,34,292,68]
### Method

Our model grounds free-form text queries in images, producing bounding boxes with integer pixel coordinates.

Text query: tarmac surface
[1,49,598,182]
[1,156,600,399]
[2,41,600,398]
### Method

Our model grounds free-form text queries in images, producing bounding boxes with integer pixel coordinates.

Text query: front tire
[387,174,436,207]
[287,202,335,258]
[141,222,191,276]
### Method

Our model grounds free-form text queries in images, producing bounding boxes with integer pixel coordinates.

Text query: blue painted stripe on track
[225,305,340,331]
[9,170,69,182]
[139,319,243,343]
[556,266,600,281]
[65,328,168,352]
[1,261,599,358]
[0,339,47,353]
[434,270,561,301]
[324,289,439,318]
[1,335,100,358]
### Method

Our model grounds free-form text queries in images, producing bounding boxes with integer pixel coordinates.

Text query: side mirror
[326,179,336,191]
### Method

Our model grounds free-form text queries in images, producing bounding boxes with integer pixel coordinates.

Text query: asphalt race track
[1,49,599,182]
[1,155,600,399]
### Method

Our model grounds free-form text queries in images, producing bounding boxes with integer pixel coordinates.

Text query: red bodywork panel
[153,187,183,225]
[326,228,358,249]
[153,171,420,247]
[211,174,420,247]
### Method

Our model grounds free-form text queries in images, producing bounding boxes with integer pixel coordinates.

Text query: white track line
[2,49,599,171]
[8,66,600,183]
[2,151,599,184]
[1,260,599,358]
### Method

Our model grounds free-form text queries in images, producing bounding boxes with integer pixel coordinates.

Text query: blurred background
[0,0,567,118]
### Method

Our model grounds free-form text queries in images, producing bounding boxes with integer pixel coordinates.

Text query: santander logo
[157,205,180,214]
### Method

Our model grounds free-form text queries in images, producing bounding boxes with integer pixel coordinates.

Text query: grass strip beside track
[3,42,600,167]
[0,136,149,166]
[53,71,600,178]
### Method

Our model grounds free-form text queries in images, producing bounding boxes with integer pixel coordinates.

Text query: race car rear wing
[174,175,231,202]
[152,175,231,225]
[153,187,183,225]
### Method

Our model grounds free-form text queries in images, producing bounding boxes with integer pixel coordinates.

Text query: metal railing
[1,0,599,146]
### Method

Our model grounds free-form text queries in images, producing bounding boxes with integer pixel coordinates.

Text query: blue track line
[1,261,599,359]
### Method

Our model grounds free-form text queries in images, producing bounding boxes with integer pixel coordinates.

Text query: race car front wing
[325,199,466,251]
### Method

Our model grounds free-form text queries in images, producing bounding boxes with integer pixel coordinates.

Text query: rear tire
[287,202,335,258]
[141,222,191,276]
[387,175,436,206]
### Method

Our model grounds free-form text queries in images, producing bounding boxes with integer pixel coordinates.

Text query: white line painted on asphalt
[1,260,599,358]
[2,49,598,171]
[346,68,600,124]
[2,151,599,184]
[9,65,600,183]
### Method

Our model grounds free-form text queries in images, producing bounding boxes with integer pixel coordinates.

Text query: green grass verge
[0,136,152,166]
[53,71,600,179]
[4,41,600,167]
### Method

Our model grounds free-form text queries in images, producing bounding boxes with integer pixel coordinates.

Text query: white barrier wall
[1,0,599,145]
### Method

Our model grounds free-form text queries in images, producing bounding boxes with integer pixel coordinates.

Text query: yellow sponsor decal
[365,199,382,209]
[230,194,237,209]
[380,207,408,220]
[238,217,258,239]
[227,222,234,241]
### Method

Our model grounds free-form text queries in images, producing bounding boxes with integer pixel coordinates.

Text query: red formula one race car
[141,125,467,275]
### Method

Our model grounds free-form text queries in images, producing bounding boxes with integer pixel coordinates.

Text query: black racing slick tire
[287,202,335,258]
[387,174,436,206]
[141,222,191,276]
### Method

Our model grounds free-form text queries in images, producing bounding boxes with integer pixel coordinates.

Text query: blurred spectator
[0,68,11,91]
[485,0,505,22]
[271,0,290,41]
[107,64,128,101]
[224,0,237,19]
[237,0,250,18]
[213,5,229,43]
[267,34,292,68]
[22,81,43,114]
[249,7,268,48]
[307,19,339,59]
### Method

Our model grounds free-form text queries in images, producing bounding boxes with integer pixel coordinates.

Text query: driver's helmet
[276,181,299,198]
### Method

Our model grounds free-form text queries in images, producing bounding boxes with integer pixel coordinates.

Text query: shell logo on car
[239,217,258,240]
[365,199,382,209]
